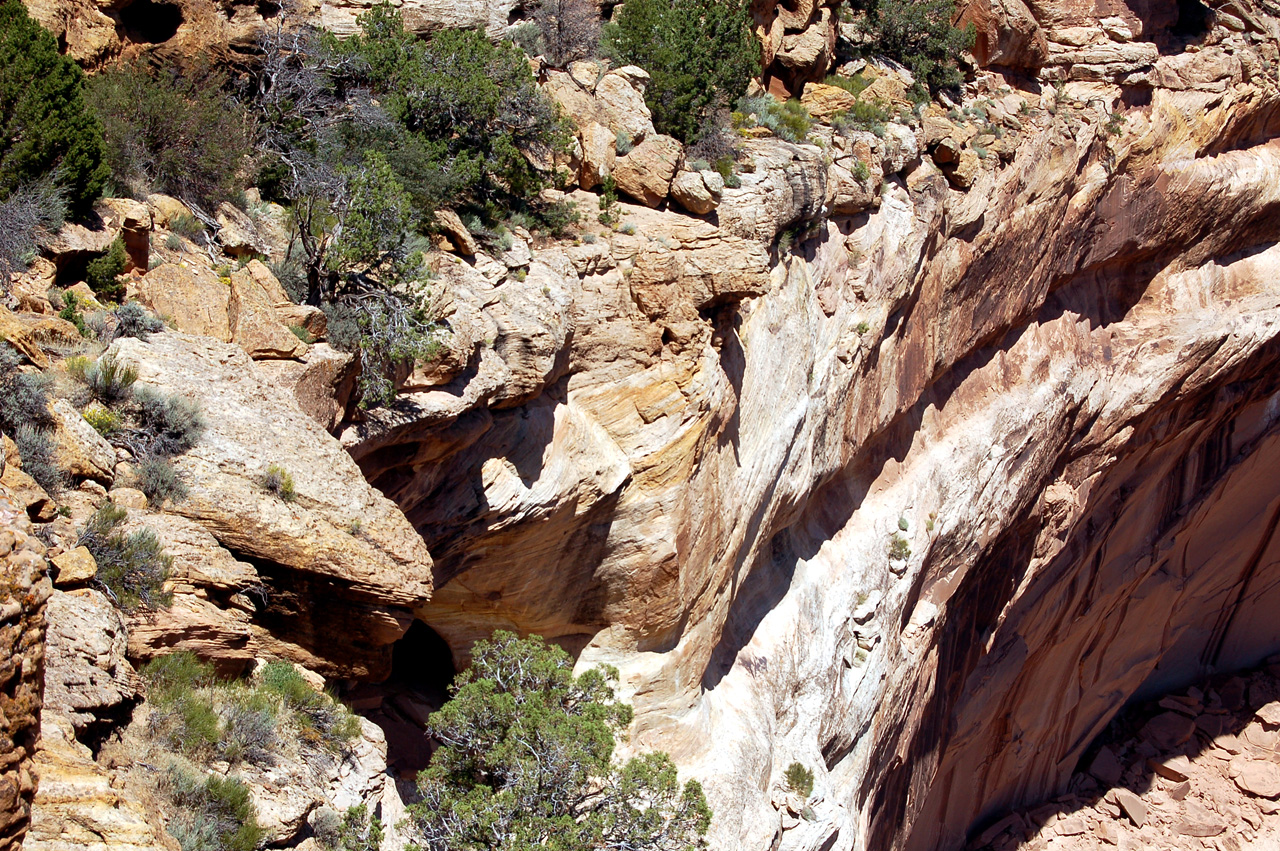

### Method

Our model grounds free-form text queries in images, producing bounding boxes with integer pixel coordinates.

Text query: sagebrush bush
[13,423,61,492]
[169,213,205,240]
[85,354,138,406]
[113,301,164,341]
[79,502,173,612]
[259,464,296,502]
[143,651,215,699]
[159,763,265,851]
[133,385,206,455]
[832,100,891,136]
[733,96,812,144]
[81,403,121,437]
[218,693,279,766]
[136,454,188,505]
[260,661,361,753]
[0,344,54,432]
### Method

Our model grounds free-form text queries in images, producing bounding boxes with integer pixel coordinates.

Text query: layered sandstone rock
[0,486,52,851]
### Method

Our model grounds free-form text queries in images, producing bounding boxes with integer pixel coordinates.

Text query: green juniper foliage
[85,236,127,301]
[604,0,759,144]
[407,631,711,851]
[848,0,975,95]
[79,502,173,613]
[0,0,107,214]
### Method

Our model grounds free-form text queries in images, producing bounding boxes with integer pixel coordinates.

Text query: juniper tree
[407,631,711,851]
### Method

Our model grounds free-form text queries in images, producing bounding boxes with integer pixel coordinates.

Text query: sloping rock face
[0,485,52,851]
[333,5,1280,851]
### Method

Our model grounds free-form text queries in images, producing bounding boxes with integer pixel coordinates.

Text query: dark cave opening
[1172,0,1211,37]
[346,620,456,781]
[118,0,184,44]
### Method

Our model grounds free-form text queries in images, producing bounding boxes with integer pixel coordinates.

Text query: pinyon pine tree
[406,631,711,851]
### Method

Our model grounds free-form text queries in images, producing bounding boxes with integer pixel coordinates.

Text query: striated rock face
[328,3,1280,851]
[0,486,51,851]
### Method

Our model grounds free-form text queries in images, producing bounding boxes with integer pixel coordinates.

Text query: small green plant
[822,73,870,98]
[85,354,138,406]
[325,804,384,851]
[615,129,634,156]
[260,464,296,502]
[143,651,215,699]
[288,324,315,344]
[973,144,989,160]
[898,516,908,531]
[347,518,363,537]
[85,237,127,302]
[168,214,204,240]
[597,175,621,227]
[1104,111,1125,136]
[158,764,265,851]
[852,159,871,182]
[80,502,173,612]
[784,762,814,798]
[832,100,891,136]
[136,454,188,505]
[13,423,62,492]
[618,221,637,235]
[855,320,871,334]
[888,534,911,561]
[734,96,812,143]
[926,512,936,532]
[259,661,361,753]
[57,290,92,338]
[855,647,869,663]
[164,233,183,251]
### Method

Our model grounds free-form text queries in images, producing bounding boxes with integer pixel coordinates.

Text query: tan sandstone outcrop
[0,486,51,851]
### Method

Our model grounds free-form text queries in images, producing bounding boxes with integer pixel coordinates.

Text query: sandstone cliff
[4,0,1280,848]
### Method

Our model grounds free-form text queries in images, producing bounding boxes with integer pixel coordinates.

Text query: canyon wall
[4,0,1280,848]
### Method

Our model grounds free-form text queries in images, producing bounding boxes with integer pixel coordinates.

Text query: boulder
[228,267,308,359]
[276,304,328,341]
[146,194,193,230]
[134,264,233,342]
[579,121,617,191]
[216,202,269,258]
[1141,711,1196,750]
[670,171,722,215]
[49,399,116,485]
[956,0,1048,71]
[568,59,602,90]
[41,588,140,735]
[1,440,57,522]
[96,198,151,272]
[0,305,83,369]
[596,68,655,147]
[50,547,97,587]
[110,332,433,678]
[256,344,358,433]
[613,134,682,207]
[801,82,860,120]
[435,210,478,256]
[942,148,981,189]
[1231,757,1280,798]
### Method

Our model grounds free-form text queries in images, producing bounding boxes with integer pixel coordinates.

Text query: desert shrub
[56,290,92,338]
[13,423,61,492]
[342,7,571,216]
[823,73,871,98]
[259,661,361,752]
[85,237,127,301]
[132,386,206,455]
[509,21,544,56]
[267,257,307,304]
[319,805,383,851]
[0,344,54,432]
[0,178,65,278]
[136,454,188,505]
[80,502,173,612]
[733,96,812,143]
[0,0,107,215]
[218,693,280,766]
[143,651,215,699]
[597,175,621,226]
[847,0,975,94]
[832,100,892,136]
[169,213,205,240]
[688,114,740,181]
[113,301,164,341]
[603,0,759,144]
[785,762,814,798]
[85,354,138,405]
[259,464,296,502]
[87,62,253,210]
[159,764,264,851]
[532,0,601,67]
[888,534,911,561]
[288,325,314,344]
[407,631,710,851]
[82,404,121,437]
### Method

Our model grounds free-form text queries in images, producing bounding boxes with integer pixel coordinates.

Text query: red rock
[1147,754,1191,782]
[1089,746,1125,786]
[1141,711,1197,750]
[1169,780,1191,801]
